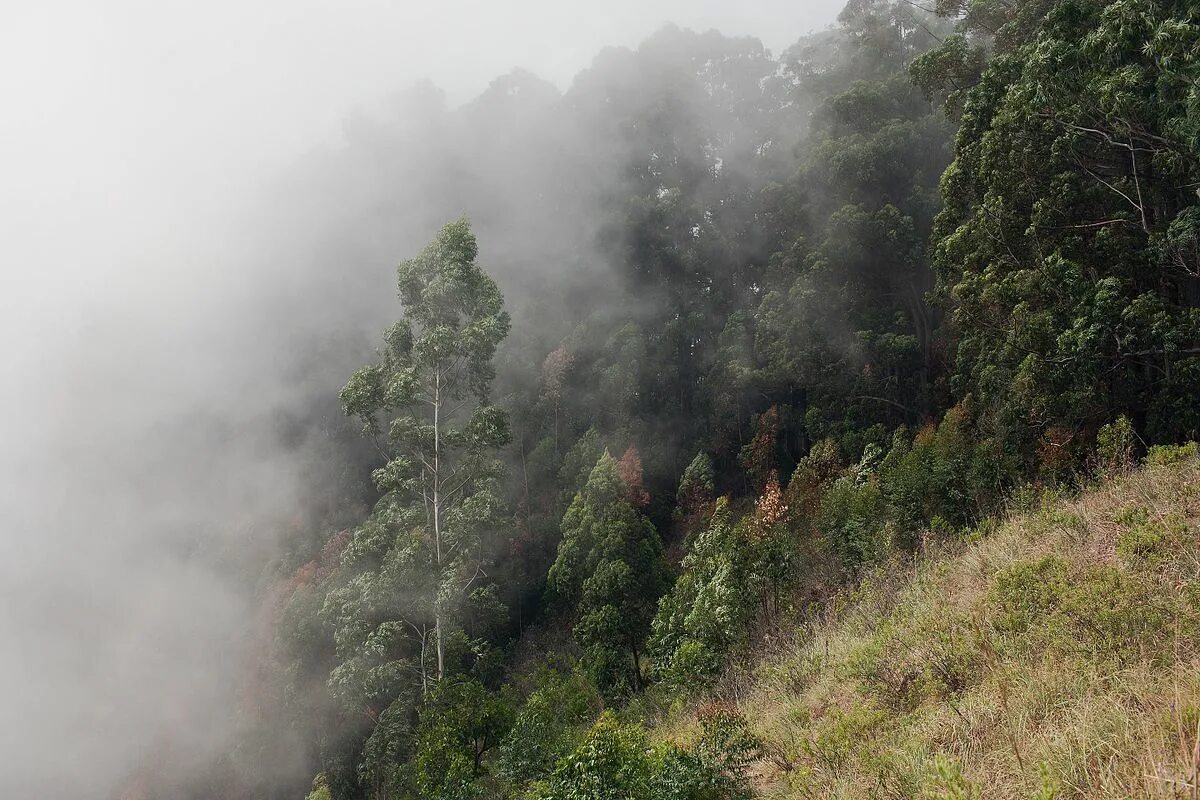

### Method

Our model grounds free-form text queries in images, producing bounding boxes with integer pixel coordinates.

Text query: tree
[535,711,753,800]
[932,0,1200,474]
[616,445,651,508]
[333,217,511,702]
[497,664,603,785]
[541,346,574,456]
[675,451,716,527]
[738,407,780,492]
[547,451,670,693]
[649,498,754,688]
[412,679,515,800]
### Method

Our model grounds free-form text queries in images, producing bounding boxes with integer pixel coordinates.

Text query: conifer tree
[548,451,669,693]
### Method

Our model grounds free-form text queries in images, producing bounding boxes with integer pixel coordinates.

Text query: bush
[413,679,515,800]
[989,556,1182,663]
[304,774,333,800]
[922,755,980,799]
[692,705,762,799]
[534,712,749,800]
[801,703,888,771]
[1145,441,1199,466]
[499,667,602,785]
[846,606,982,711]
[1113,506,1188,567]
[819,470,890,568]
[1096,416,1136,475]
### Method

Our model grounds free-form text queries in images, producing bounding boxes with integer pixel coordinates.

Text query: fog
[0,1,845,796]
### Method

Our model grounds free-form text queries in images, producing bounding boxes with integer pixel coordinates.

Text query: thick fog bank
[0,2,845,796]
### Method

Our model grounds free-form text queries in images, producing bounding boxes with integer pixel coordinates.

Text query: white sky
[2,1,846,180]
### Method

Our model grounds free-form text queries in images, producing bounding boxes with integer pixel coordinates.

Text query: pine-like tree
[548,451,669,693]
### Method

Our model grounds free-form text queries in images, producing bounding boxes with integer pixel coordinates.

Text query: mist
[1,1,847,797]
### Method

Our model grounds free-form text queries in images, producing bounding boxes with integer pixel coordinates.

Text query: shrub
[819,469,890,568]
[847,607,982,711]
[1114,508,1188,567]
[692,705,762,800]
[1145,441,1199,466]
[534,712,748,800]
[989,556,1071,636]
[1096,416,1136,475]
[498,667,602,785]
[922,755,980,800]
[990,557,1182,663]
[304,774,333,800]
[801,703,888,771]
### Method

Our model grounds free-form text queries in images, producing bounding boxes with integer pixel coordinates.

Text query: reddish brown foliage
[617,445,651,507]
[677,485,714,531]
[783,439,843,529]
[1038,425,1078,472]
[914,421,938,446]
[289,560,318,589]
[749,472,787,539]
[695,699,739,725]
[317,528,352,579]
[739,406,780,491]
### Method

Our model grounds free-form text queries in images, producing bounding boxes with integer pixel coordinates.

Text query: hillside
[658,448,1200,798]
[172,0,1200,796]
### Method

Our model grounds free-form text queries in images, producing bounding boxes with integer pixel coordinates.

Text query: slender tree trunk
[631,641,642,691]
[433,369,445,681]
[420,625,429,697]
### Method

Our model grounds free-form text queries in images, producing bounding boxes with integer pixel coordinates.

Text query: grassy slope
[661,456,1200,798]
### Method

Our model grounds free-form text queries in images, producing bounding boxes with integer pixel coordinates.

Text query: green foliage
[650,499,755,688]
[691,705,762,799]
[910,34,985,114]
[1146,441,1200,466]
[320,221,514,799]
[1096,416,1136,475]
[676,452,716,525]
[498,666,602,785]
[533,712,747,800]
[412,679,515,799]
[923,755,980,800]
[877,405,980,547]
[548,452,670,695]
[1112,505,1189,568]
[934,0,1200,478]
[989,555,1188,663]
[305,774,333,800]
[262,3,1200,794]
[847,603,982,711]
[818,445,891,567]
[800,702,889,772]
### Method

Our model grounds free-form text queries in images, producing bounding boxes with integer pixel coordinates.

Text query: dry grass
[665,457,1200,798]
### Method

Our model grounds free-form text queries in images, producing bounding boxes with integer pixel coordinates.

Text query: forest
[139,0,1200,797]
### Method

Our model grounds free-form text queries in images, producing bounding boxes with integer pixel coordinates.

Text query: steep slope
[661,449,1200,798]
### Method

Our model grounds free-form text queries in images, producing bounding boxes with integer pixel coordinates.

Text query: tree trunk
[433,369,445,681]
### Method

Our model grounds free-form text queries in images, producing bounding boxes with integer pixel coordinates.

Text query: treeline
[199,1,1200,798]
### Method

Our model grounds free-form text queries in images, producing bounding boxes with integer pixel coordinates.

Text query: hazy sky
[2,0,846,344]
[0,1,847,794]
[3,1,845,212]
